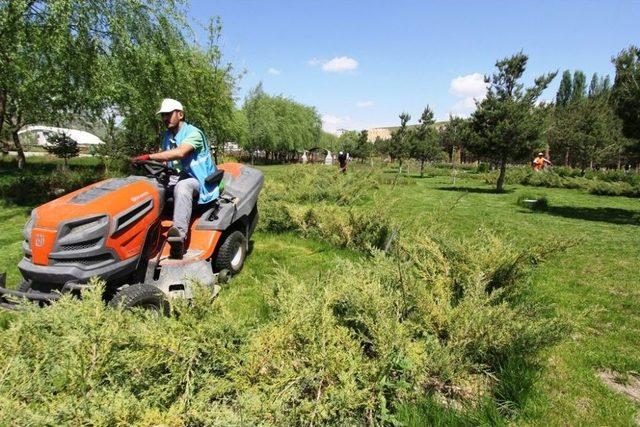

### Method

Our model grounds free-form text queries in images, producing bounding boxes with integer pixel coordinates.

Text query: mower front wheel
[109,284,170,315]
[214,230,247,275]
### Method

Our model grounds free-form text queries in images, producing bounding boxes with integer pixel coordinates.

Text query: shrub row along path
[0,162,639,424]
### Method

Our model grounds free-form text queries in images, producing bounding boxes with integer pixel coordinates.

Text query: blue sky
[188,0,639,133]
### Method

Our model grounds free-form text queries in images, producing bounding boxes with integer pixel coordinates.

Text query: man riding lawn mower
[0,99,264,312]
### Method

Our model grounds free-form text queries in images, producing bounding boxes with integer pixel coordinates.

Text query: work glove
[132,154,151,164]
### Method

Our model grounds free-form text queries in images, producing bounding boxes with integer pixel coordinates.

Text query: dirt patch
[598,370,640,403]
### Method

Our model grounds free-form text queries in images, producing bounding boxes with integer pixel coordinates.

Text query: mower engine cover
[18,176,164,285]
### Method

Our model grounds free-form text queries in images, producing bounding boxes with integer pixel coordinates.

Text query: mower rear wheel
[214,230,247,274]
[109,284,170,315]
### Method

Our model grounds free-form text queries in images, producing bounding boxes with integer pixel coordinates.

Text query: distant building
[366,121,448,142]
[222,141,241,153]
[367,127,394,142]
[18,125,104,149]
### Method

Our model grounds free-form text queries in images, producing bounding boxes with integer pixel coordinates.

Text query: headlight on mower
[23,212,36,241]
[63,216,109,240]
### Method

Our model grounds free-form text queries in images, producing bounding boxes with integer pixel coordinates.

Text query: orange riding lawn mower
[0,161,264,313]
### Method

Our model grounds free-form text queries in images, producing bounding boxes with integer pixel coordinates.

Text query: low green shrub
[258,200,394,254]
[265,165,378,206]
[0,166,104,205]
[482,165,640,197]
[0,225,566,425]
[587,180,640,197]
[516,193,549,211]
[374,174,417,186]
[476,162,490,173]
[0,165,568,424]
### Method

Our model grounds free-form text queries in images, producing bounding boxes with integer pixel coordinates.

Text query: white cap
[156,98,184,114]
[538,152,544,156]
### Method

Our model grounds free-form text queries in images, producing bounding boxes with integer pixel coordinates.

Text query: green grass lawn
[0,161,638,424]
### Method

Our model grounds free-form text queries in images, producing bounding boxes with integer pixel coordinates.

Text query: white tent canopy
[18,125,104,146]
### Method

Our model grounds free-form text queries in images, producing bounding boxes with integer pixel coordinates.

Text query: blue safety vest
[161,123,219,204]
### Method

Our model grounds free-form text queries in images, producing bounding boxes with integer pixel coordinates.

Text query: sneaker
[167,227,185,259]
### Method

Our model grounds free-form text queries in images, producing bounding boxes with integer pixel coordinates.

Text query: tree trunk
[11,128,26,169]
[420,160,425,178]
[564,149,570,166]
[0,89,6,136]
[496,157,507,193]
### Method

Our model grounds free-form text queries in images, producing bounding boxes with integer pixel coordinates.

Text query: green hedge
[482,166,640,197]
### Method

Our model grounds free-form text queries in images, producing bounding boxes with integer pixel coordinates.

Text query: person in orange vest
[532,152,552,171]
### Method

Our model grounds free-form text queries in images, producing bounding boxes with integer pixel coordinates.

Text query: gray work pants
[172,177,199,238]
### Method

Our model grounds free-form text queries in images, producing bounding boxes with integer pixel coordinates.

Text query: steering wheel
[132,160,178,185]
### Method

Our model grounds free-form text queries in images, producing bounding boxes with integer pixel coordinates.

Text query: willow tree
[0,0,192,168]
[242,84,321,162]
[105,16,239,158]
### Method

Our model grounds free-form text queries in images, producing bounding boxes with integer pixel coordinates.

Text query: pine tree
[390,113,412,173]
[468,52,556,192]
[556,70,573,107]
[44,132,79,168]
[570,71,587,103]
[602,75,611,93]
[611,45,640,149]
[410,106,441,177]
[353,129,372,163]
[440,115,472,163]
[588,73,599,98]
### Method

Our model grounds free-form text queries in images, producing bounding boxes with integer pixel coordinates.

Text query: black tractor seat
[205,169,224,187]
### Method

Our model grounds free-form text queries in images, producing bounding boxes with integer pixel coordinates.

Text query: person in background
[338,151,347,173]
[532,152,552,171]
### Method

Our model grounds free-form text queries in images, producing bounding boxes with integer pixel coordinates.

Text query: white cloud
[447,73,488,117]
[267,67,281,75]
[322,114,358,134]
[356,100,374,108]
[322,56,358,72]
[449,73,487,98]
[448,98,478,118]
[308,56,359,73]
